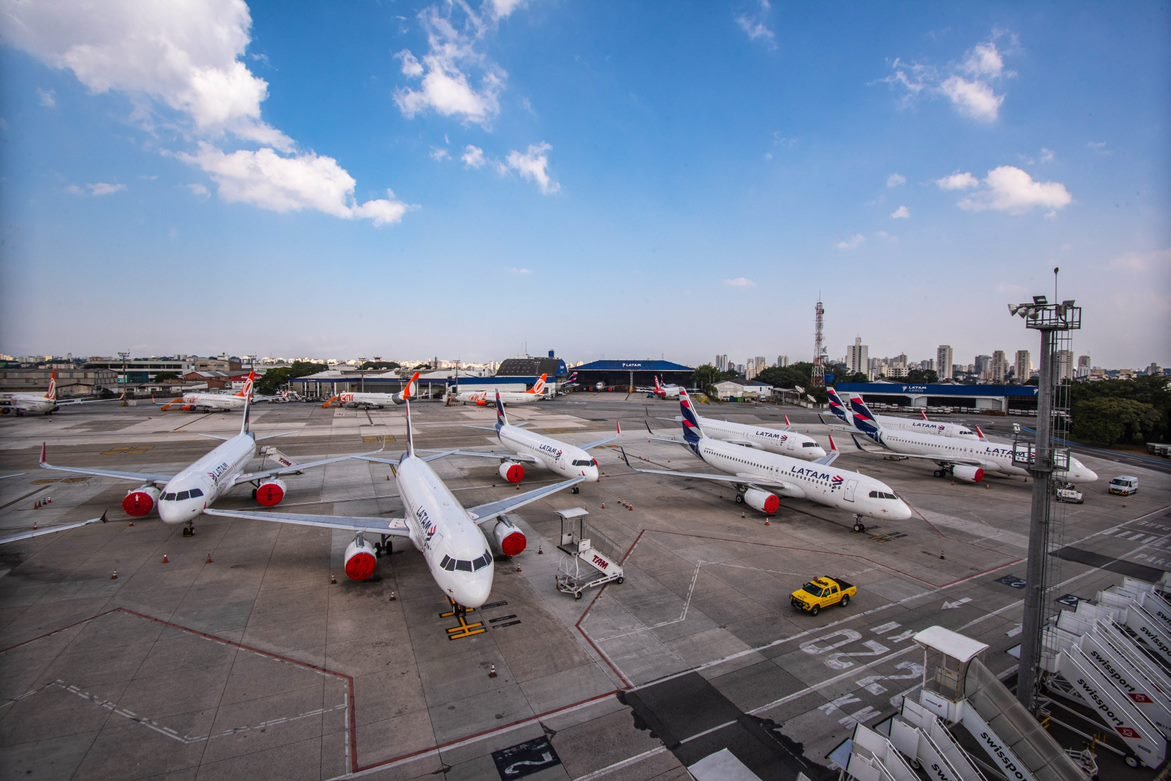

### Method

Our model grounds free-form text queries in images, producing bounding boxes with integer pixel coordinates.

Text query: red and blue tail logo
[826,387,850,423]
[679,390,703,451]
[849,396,881,440]
[495,390,508,431]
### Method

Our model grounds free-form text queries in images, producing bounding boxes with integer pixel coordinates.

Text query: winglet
[620,446,633,468]
[920,408,929,421]
[616,420,622,436]
[828,434,838,452]
[784,414,792,429]
[976,425,987,441]
[39,442,47,467]
[100,510,108,524]
[402,371,421,401]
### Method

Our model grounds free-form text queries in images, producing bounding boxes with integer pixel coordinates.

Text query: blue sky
[1,0,1167,369]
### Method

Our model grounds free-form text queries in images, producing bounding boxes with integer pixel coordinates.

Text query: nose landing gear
[852,515,866,534]
[181,521,196,537]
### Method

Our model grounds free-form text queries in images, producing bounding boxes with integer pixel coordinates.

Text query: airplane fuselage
[456,390,542,406]
[0,394,56,415]
[497,424,600,482]
[396,456,494,608]
[692,436,912,521]
[337,391,405,408]
[696,416,827,461]
[181,392,247,411]
[874,414,979,440]
[156,433,257,524]
[869,429,1098,483]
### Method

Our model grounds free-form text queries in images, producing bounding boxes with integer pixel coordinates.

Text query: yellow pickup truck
[790,577,857,615]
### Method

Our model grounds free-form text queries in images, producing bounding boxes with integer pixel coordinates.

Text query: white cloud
[1107,248,1170,274]
[1039,147,1054,163]
[66,182,125,196]
[890,205,911,220]
[430,147,451,161]
[955,166,1072,215]
[462,144,486,169]
[505,142,559,195]
[886,173,906,188]
[936,171,979,190]
[510,267,533,275]
[723,277,756,288]
[37,88,56,108]
[835,234,865,251]
[940,75,1002,122]
[735,1,775,46]
[394,5,508,126]
[1087,140,1113,156]
[186,183,210,198]
[882,36,1011,122]
[179,145,410,226]
[490,0,525,20]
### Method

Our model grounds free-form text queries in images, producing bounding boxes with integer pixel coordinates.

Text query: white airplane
[555,372,579,395]
[624,390,912,532]
[444,389,619,492]
[323,372,420,409]
[848,396,1098,484]
[0,371,119,416]
[203,397,584,612]
[825,387,983,440]
[639,375,681,400]
[39,395,367,535]
[450,374,548,406]
[668,413,827,461]
[161,371,258,413]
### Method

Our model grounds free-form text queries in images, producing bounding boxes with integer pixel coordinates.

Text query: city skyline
[1,2,1167,366]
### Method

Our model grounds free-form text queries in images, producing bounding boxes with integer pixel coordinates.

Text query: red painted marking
[501,531,527,557]
[255,483,285,506]
[121,492,154,517]
[505,464,525,484]
[344,551,378,581]
[973,468,985,483]
[763,494,780,515]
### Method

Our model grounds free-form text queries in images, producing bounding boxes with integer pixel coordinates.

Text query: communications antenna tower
[811,297,826,387]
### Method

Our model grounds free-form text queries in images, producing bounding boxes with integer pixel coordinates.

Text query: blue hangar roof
[574,360,694,372]
[837,383,1040,398]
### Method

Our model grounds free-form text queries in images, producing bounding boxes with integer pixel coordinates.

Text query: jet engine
[498,462,525,484]
[742,488,780,515]
[489,517,527,557]
[476,399,489,407]
[122,485,161,517]
[254,478,287,506]
[343,536,378,581]
[951,465,985,484]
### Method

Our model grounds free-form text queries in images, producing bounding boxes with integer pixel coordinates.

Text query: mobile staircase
[554,508,624,599]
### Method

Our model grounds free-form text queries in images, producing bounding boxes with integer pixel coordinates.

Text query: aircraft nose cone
[158,501,199,525]
[456,570,494,610]
[585,467,600,482]
[894,501,914,521]
[809,448,828,460]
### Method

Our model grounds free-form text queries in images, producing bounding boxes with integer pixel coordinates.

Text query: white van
[1108,476,1139,496]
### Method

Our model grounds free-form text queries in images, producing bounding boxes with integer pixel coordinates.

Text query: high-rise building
[776,355,789,368]
[1077,355,1092,379]
[1014,350,1031,383]
[991,350,1008,383]
[936,345,954,381]
[715,354,728,372]
[975,354,992,381]
[847,337,869,378]
[1056,350,1075,382]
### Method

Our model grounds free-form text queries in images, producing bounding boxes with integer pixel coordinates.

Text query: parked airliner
[161,371,258,413]
[645,376,681,399]
[205,397,584,612]
[450,374,548,406]
[445,390,618,491]
[826,388,982,440]
[848,396,1098,484]
[624,390,911,532]
[0,371,118,416]
[671,412,827,461]
[40,395,366,534]
[323,372,421,409]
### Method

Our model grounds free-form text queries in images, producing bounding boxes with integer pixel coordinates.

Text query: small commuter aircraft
[450,374,548,406]
[624,390,912,532]
[39,394,369,535]
[205,395,584,612]
[160,371,258,413]
[824,387,983,440]
[847,395,1098,484]
[444,389,619,491]
[0,371,119,416]
[323,372,420,409]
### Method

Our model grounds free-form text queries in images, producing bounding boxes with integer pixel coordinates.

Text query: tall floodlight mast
[812,297,826,388]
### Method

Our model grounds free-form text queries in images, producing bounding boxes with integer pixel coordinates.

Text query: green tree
[153,371,181,383]
[905,369,938,384]
[1071,397,1163,446]
[693,364,723,395]
[255,361,327,396]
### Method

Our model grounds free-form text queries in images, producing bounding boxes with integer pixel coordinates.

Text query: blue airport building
[570,360,694,392]
[836,382,1040,414]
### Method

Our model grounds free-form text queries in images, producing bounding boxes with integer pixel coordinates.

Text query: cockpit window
[189,488,204,498]
[802,441,818,447]
[162,492,176,501]
[440,555,455,571]
[868,490,899,500]
[472,551,493,570]
[455,559,473,572]
[571,459,593,467]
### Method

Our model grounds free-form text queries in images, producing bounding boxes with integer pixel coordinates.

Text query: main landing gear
[374,535,392,556]
[181,521,196,537]
[852,515,866,534]
[571,485,580,494]
[932,466,951,479]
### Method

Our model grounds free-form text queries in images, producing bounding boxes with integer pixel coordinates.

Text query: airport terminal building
[836,382,1041,414]
[569,360,694,392]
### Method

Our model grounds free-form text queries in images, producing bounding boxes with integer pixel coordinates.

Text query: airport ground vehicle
[1055,483,1084,503]
[790,577,856,615]
[1108,476,1139,496]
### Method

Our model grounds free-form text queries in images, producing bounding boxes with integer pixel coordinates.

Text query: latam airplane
[624,390,912,532]
[848,396,1098,484]
[444,389,619,492]
[39,395,367,535]
[323,372,421,409]
[825,388,982,440]
[450,374,548,406]
[161,371,258,413]
[642,376,682,400]
[205,397,584,613]
[0,371,119,416]
[667,413,827,461]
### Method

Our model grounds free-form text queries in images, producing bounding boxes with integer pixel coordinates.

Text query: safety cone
[330,573,337,584]
[206,553,214,564]
[601,502,606,509]
[111,570,118,580]
[389,591,397,601]
[488,664,497,678]
[161,553,169,564]
[128,521,134,527]
[33,500,41,510]
[537,544,543,554]
[764,518,771,526]
[46,497,52,504]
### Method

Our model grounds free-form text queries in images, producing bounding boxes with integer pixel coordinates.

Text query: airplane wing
[356,450,454,467]
[442,449,540,464]
[578,422,622,451]
[53,396,123,407]
[619,448,806,498]
[848,434,986,467]
[814,436,840,467]
[466,477,585,524]
[817,413,857,433]
[231,450,380,487]
[39,444,174,484]
[203,508,411,535]
[1,513,108,544]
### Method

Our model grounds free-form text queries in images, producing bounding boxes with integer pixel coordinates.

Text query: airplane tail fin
[46,371,58,401]
[495,390,509,431]
[848,395,881,441]
[529,374,548,395]
[920,408,929,421]
[237,370,258,399]
[825,387,851,424]
[655,375,663,391]
[240,388,253,437]
[404,398,416,458]
[783,414,792,430]
[679,389,704,447]
[401,371,421,401]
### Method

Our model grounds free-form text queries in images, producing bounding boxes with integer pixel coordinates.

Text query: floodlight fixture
[1032,295,1048,306]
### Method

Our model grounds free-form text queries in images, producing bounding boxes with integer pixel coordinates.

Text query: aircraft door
[844,479,858,502]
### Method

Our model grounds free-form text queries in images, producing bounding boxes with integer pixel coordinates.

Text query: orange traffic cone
[206,553,214,564]
[33,500,41,510]
[161,553,169,564]
[111,570,118,580]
